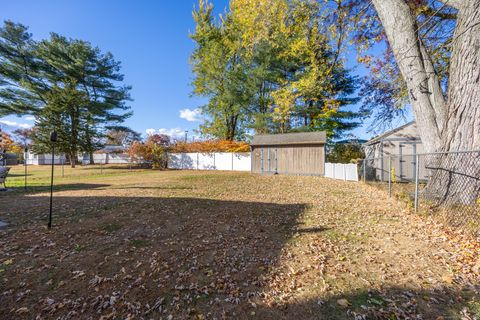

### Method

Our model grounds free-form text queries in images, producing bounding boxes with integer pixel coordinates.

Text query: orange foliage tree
[127,134,171,169]
[0,132,22,154]
[171,140,250,153]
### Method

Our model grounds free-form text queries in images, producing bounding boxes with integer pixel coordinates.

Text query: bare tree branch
[421,6,457,20]
[437,0,464,10]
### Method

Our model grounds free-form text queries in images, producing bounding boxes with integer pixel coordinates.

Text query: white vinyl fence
[168,153,251,171]
[324,163,358,182]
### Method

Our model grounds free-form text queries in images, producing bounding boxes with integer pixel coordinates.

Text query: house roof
[94,145,125,154]
[335,139,368,145]
[251,131,326,146]
[365,121,416,146]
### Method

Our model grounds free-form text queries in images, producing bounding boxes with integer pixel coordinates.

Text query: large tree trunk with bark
[441,0,480,152]
[432,1,480,207]
[372,0,480,207]
[372,0,480,152]
[69,152,76,169]
[372,0,446,152]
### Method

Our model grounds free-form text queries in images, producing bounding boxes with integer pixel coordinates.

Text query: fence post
[388,156,392,197]
[363,159,366,183]
[197,153,199,170]
[414,154,420,213]
[381,154,384,181]
[232,153,234,171]
[24,149,28,191]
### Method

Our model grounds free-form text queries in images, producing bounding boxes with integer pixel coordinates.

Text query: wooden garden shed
[251,132,326,176]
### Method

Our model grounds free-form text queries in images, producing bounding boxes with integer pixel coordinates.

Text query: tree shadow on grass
[254,285,479,319]
[0,194,477,319]
[109,185,194,191]
[5,172,33,178]
[1,183,111,194]
[79,164,150,170]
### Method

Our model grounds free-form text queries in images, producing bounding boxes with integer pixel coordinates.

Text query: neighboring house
[1,153,18,166]
[251,132,326,176]
[26,145,132,165]
[79,145,131,164]
[364,121,426,182]
[25,151,65,165]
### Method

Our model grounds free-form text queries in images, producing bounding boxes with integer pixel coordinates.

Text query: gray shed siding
[252,144,325,176]
[251,132,326,176]
[364,122,427,182]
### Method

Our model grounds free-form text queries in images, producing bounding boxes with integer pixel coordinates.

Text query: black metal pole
[48,144,54,229]
[48,131,57,229]
[24,149,27,191]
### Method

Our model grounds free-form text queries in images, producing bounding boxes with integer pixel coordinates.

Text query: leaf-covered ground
[0,167,479,319]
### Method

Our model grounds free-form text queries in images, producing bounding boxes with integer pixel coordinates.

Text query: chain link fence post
[414,153,420,213]
[363,159,366,183]
[388,156,392,197]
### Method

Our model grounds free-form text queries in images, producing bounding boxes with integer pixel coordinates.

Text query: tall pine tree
[0,22,132,166]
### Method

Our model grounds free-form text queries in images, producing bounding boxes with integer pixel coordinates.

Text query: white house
[25,151,66,165]
[25,145,131,165]
[79,145,131,164]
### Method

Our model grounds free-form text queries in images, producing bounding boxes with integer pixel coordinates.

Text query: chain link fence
[359,151,480,235]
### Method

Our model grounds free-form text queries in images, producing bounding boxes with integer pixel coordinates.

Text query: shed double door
[398,143,418,182]
[261,148,278,173]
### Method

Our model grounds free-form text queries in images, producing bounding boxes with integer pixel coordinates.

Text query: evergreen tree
[0,21,132,167]
[0,21,47,116]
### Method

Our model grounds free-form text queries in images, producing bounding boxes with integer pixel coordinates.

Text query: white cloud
[179,108,202,122]
[146,128,157,136]
[146,128,186,139]
[24,116,36,121]
[0,120,32,129]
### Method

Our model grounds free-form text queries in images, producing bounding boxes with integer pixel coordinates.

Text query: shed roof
[365,121,416,146]
[251,132,326,146]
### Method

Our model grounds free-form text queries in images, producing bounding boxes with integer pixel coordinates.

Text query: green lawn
[5,164,150,191]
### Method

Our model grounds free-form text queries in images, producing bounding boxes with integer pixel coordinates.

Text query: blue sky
[0,0,410,140]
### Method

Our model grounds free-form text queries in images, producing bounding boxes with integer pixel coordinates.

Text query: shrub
[171,140,250,153]
[128,134,170,169]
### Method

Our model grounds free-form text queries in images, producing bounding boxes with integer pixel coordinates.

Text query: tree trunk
[372,0,480,152]
[372,0,447,153]
[69,152,76,168]
[424,1,480,208]
[372,0,480,208]
[441,0,480,152]
[225,114,238,141]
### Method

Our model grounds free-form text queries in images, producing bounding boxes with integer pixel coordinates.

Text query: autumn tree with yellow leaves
[190,0,362,141]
